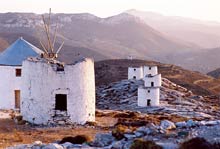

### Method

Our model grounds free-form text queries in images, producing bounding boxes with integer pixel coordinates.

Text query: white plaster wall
[143,66,158,77]
[143,74,161,87]
[0,65,22,109]
[138,87,160,107]
[128,67,143,80]
[21,58,95,125]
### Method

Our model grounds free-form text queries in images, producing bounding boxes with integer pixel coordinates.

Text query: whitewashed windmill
[20,9,96,125]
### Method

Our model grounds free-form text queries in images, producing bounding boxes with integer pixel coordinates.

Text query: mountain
[173,47,220,73]
[0,12,220,73]
[125,10,220,73]
[207,67,220,79]
[126,9,220,49]
[0,12,193,62]
[95,59,220,96]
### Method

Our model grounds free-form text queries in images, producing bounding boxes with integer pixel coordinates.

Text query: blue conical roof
[0,37,43,66]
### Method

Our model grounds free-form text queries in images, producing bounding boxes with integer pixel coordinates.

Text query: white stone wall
[21,58,95,125]
[138,87,160,107]
[143,74,161,87]
[0,65,22,109]
[128,67,143,80]
[143,66,158,77]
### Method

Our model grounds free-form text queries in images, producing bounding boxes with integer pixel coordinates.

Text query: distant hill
[127,9,220,49]
[95,59,220,96]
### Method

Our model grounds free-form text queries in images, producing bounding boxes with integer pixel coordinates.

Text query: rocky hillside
[95,59,220,96]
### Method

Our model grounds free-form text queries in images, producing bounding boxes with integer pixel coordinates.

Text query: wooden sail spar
[39,8,64,59]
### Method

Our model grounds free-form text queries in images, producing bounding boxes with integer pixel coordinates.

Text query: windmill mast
[39,8,64,60]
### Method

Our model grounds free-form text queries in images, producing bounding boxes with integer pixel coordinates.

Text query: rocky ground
[5,78,220,149]
[96,78,220,120]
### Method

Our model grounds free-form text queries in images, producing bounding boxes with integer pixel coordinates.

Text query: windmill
[39,8,64,60]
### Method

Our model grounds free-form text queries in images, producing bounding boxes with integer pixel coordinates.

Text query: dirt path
[209,84,220,90]
[0,117,114,148]
[193,78,213,85]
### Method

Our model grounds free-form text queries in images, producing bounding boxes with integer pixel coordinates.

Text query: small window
[149,67,151,70]
[55,94,67,111]
[56,64,64,72]
[134,68,136,71]
[151,82,154,87]
[148,90,150,93]
[57,66,64,71]
[133,76,136,79]
[15,69,22,77]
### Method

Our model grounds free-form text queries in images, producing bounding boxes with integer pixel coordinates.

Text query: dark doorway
[147,99,151,106]
[151,82,154,87]
[133,76,136,79]
[55,94,67,111]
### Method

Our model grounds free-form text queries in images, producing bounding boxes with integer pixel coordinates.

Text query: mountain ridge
[0,11,220,73]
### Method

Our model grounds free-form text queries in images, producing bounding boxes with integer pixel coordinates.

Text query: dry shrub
[180,137,212,149]
[112,125,127,140]
[212,142,220,149]
[116,118,147,127]
[130,138,162,149]
[85,121,97,126]
[59,135,91,144]
[113,111,139,118]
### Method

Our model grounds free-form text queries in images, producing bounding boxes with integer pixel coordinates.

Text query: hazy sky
[0,0,220,22]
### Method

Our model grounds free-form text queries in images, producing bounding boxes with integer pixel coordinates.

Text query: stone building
[0,37,42,109]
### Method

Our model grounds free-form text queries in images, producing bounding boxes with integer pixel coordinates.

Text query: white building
[143,74,162,87]
[0,37,42,109]
[135,65,161,107]
[143,66,158,77]
[21,57,95,125]
[128,67,143,80]
[128,66,159,80]
[138,87,160,107]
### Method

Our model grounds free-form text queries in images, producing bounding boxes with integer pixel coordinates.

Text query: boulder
[175,121,187,128]
[134,131,144,138]
[91,133,115,147]
[6,145,28,149]
[160,120,176,130]
[111,140,125,149]
[34,141,43,146]
[42,143,64,149]
[124,133,137,140]
[186,119,196,127]
[60,142,74,148]
[199,120,218,126]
